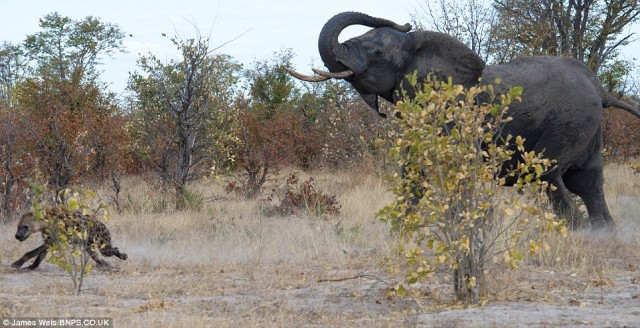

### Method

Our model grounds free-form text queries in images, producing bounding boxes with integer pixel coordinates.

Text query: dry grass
[1,164,639,327]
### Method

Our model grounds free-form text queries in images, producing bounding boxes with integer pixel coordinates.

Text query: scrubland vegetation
[0,164,639,326]
[2,2,640,326]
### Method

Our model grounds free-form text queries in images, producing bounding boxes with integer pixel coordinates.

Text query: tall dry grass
[97,163,640,287]
[535,163,640,272]
[86,169,398,272]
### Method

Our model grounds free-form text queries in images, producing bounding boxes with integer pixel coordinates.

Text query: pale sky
[1,0,638,96]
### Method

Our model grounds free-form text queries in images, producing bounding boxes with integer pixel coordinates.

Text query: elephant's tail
[603,94,640,119]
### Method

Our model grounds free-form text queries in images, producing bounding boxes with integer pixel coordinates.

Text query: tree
[24,12,125,84]
[86,102,129,182]
[411,0,497,61]
[298,79,394,168]
[245,50,298,118]
[233,99,297,198]
[129,31,241,208]
[492,0,640,76]
[230,50,301,198]
[0,42,31,219]
[0,42,29,108]
[415,1,640,86]
[18,12,126,192]
[0,107,32,219]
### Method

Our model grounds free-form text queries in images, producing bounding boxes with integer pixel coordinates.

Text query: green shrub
[176,188,204,212]
[30,183,110,295]
[379,76,566,303]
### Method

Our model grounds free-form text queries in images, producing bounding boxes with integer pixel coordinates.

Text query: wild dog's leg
[12,244,47,269]
[27,246,50,270]
[100,246,128,260]
[87,246,111,267]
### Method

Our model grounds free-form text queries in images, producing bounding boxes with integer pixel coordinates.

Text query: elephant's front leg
[12,244,47,269]
[547,175,584,229]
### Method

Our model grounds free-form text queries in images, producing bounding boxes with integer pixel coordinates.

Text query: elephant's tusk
[312,68,354,79]
[285,68,331,82]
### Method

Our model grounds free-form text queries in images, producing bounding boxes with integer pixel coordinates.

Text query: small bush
[176,188,204,212]
[630,161,640,175]
[263,174,341,217]
[29,183,110,295]
[379,76,566,304]
[126,193,169,214]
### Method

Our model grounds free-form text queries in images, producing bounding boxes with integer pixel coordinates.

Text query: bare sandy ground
[1,258,639,327]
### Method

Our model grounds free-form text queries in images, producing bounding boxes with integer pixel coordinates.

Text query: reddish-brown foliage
[233,107,303,198]
[602,107,640,159]
[0,107,34,218]
[17,76,132,192]
[263,173,340,217]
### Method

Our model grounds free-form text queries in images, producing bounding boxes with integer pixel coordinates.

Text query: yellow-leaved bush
[30,183,110,295]
[378,76,567,303]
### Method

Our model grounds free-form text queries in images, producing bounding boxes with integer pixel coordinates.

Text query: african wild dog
[12,207,127,270]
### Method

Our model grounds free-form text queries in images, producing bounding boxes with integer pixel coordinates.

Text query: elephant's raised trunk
[318,11,412,73]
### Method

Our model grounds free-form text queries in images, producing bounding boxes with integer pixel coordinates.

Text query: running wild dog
[12,207,127,270]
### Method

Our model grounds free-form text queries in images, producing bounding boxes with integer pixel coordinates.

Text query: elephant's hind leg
[563,160,614,230]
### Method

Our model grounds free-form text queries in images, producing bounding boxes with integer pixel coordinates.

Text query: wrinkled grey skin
[289,12,640,229]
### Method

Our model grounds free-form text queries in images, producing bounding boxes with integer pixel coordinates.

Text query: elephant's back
[484,56,598,89]
[482,56,605,173]
[482,56,601,123]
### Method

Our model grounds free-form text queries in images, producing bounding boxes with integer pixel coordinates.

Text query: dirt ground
[1,256,639,327]
[1,167,639,327]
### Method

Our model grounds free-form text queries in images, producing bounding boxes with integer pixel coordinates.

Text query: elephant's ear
[406,31,485,88]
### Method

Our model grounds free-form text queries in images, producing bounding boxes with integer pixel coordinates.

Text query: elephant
[287,11,640,229]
